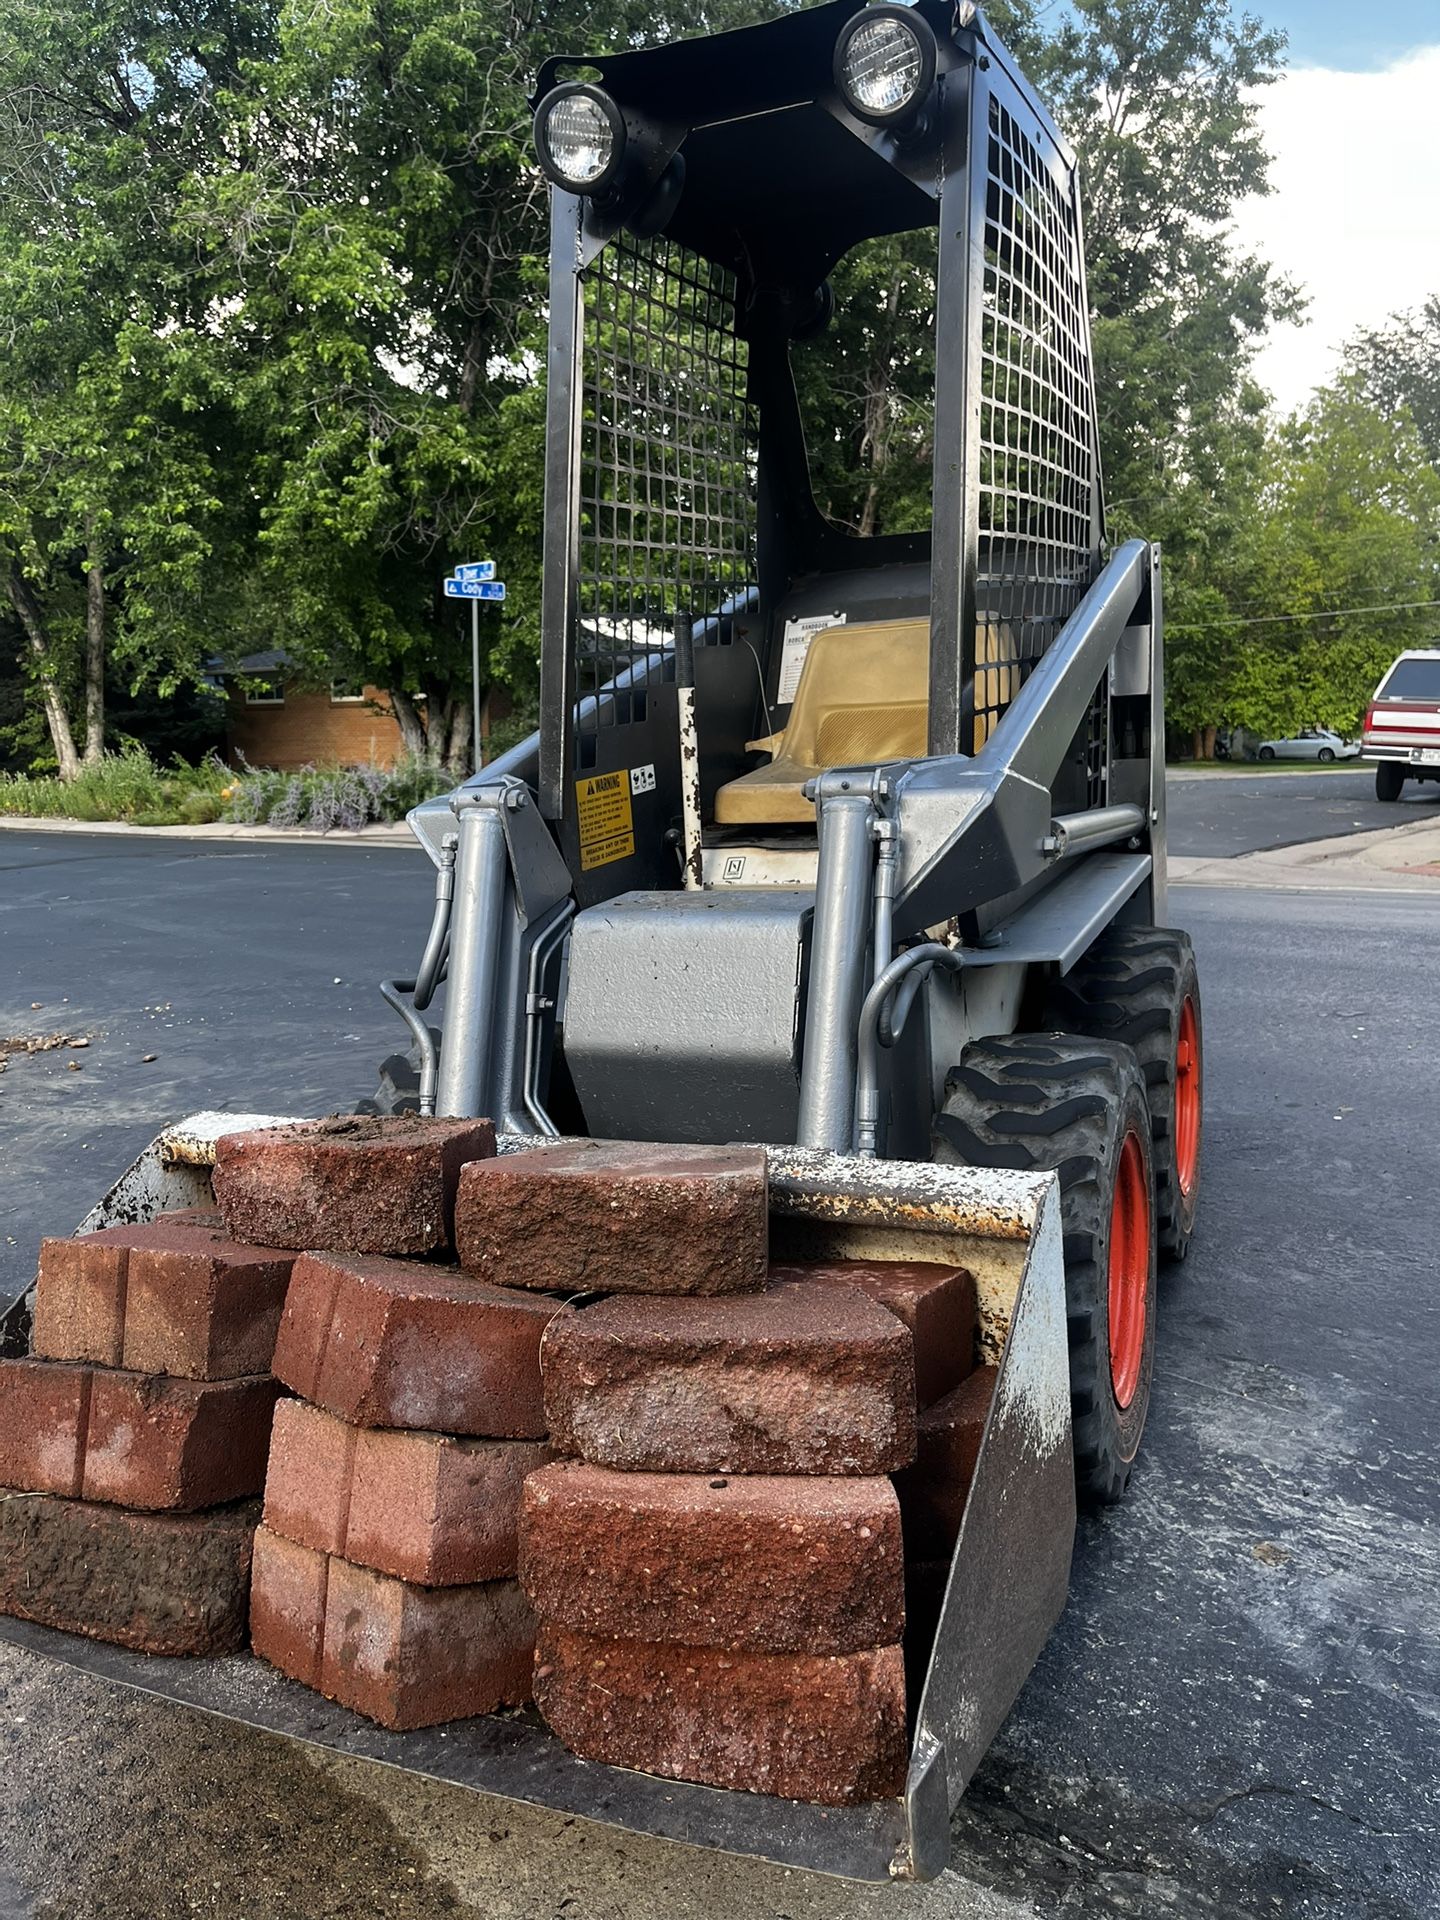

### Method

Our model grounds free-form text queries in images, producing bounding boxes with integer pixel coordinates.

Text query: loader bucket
[0,1115,1073,1884]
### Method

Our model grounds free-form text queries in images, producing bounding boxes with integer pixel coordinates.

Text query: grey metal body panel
[5,1117,1070,1886]
[563,888,813,1143]
[959,852,1152,973]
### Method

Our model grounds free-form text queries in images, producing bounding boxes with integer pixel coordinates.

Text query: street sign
[444,578,506,601]
[454,560,496,582]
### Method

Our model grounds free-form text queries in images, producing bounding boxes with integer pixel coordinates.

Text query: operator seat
[713,618,930,825]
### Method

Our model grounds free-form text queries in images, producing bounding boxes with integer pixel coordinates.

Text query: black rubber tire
[933,1033,1157,1506]
[1041,925,1203,1263]
[1317,747,1335,763]
[355,1043,433,1117]
[1376,762,1405,803]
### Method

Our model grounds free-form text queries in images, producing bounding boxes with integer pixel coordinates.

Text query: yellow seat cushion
[714,618,929,826]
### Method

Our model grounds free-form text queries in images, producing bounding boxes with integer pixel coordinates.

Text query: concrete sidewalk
[1172,814,1440,891]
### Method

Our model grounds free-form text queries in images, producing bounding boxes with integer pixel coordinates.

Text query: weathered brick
[262,1396,357,1556]
[893,1366,999,1559]
[122,1233,294,1380]
[455,1141,768,1296]
[250,1525,329,1688]
[263,1398,550,1584]
[541,1281,916,1475]
[32,1221,295,1381]
[322,1554,535,1730]
[250,1527,537,1729]
[213,1114,497,1256]
[33,1229,135,1367]
[769,1259,978,1408]
[81,1370,281,1511]
[0,1357,90,1496]
[0,1357,280,1510]
[533,1626,907,1806]
[272,1252,554,1438]
[0,1490,257,1656]
[345,1426,552,1587]
[520,1461,904,1654]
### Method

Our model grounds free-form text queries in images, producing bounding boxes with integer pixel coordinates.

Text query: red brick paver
[768,1258,978,1407]
[455,1141,768,1295]
[520,1461,904,1655]
[541,1280,916,1474]
[213,1114,497,1255]
[272,1252,556,1438]
[533,1626,907,1805]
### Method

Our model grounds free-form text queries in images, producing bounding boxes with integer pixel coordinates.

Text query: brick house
[214,652,406,771]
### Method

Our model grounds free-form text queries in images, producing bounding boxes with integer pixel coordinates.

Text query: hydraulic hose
[412,834,457,1012]
[379,979,439,1116]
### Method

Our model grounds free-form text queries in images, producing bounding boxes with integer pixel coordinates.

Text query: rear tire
[933,1034,1157,1506]
[1376,763,1405,802]
[1318,747,1335,763]
[1041,926,1203,1263]
[1258,745,1276,761]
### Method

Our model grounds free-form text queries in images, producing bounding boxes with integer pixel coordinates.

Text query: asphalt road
[1167,766,1440,859]
[0,829,1437,1919]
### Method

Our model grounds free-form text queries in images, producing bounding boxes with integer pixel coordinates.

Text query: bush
[0,746,452,829]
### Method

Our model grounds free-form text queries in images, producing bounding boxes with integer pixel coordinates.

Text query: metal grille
[576,233,757,763]
[972,93,1100,756]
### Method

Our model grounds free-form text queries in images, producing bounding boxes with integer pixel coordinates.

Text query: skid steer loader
[0,0,1203,1883]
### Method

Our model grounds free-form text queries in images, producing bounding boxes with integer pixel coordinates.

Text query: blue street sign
[454,560,496,582]
[444,577,506,602]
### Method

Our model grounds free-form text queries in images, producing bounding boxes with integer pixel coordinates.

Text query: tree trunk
[7,568,81,781]
[387,687,428,762]
[1190,727,1204,761]
[1201,724,1218,761]
[83,527,105,765]
[444,697,473,776]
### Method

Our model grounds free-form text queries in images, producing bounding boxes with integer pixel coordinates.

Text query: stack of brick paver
[452,1138,995,1806]
[0,1207,293,1655]
[215,1115,552,1730]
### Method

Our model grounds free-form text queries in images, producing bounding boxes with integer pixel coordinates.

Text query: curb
[0,815,417,848]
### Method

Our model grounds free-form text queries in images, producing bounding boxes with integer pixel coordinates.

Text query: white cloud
[1231,44,1440,414]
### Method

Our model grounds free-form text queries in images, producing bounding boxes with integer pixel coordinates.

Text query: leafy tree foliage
[1344,296,1440,471]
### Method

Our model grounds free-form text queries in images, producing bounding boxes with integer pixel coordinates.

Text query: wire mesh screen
[576,233,758,765]
[973,92,1100,756]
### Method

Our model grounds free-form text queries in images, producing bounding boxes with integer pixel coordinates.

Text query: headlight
[533,85,627,195]
[834,6,938,126]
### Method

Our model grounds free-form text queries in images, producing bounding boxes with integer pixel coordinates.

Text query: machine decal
[629,762,657,795]
[574,769,635,870]
[777,611,846,703]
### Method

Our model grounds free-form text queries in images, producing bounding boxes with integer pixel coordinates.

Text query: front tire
[933,1034,1157,1506]
[1258,745,1276,761]
[1042,926,1203,1262]
[1376,762,1405,802]
[1318,747,1335,763]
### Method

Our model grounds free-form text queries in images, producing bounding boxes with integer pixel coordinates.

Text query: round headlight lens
[835,9,937,125]
[535,86,625,193]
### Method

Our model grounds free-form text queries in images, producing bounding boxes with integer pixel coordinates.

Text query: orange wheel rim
[1108,1129,1150,1409]
[1174,996,1201,1199]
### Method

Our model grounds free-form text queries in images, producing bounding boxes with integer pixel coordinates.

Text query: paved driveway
[1167,767,1440,858]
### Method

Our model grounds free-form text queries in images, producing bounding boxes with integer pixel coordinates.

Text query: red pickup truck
[1363,650,1440,801]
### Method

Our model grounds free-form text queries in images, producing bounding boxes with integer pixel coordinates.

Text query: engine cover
[561,889,813,1145]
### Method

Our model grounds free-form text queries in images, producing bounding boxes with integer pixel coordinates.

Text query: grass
[0,746,455,829]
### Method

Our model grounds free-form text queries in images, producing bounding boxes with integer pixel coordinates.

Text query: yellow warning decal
[574,769,635,872]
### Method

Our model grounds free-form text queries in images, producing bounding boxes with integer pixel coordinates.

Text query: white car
[1362,649,1440,801]
[1253,727,1361,763]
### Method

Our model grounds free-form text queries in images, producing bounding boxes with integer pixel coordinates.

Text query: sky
[1230,4,1440,412]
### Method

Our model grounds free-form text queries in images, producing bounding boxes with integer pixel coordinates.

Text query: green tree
[0,0,264,776]
[1170,384,1440,738]
[1344,295,1440,471]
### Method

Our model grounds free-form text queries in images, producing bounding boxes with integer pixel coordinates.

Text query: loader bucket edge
[0,1117,1075,1885]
